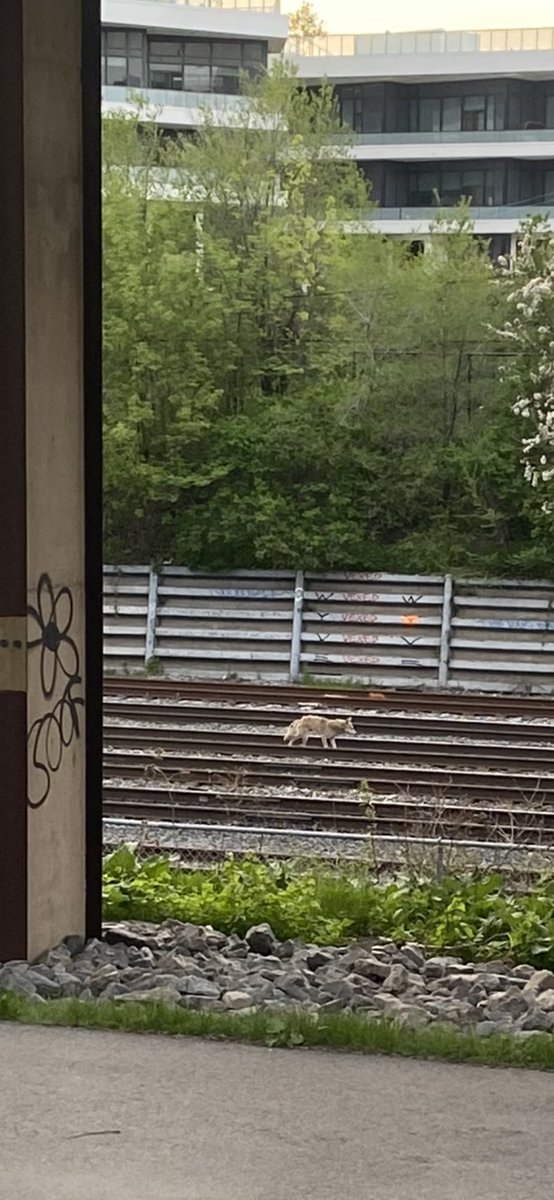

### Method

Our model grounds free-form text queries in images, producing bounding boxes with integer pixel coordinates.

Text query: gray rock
[53,971,83,998]
[180,996,227,1012]
[349,994,378,1011]
[176,976,220,999]
[155,950,193,974]
[88,964,120,997]
[98,981,130,1001]
[393,946,426,972]
[350,957,390,982]
[421,958,447,981]
[245,924,279,957]
[520,1006,554,1032]
[474,1020,516,1038]
[116,987,179,1006]
[62,934,85,957]
[523,970,554,997]
[0,969,38,999]
[382,964,417,995]
[306,950,334,972]
[128,946,156,969]
[535,989,554,1013]
[471,973,510,994]
[26,971,62,999]
[319,975,367,1004]
[104,924,160,951]
[425,998,480,1026]
[277,939,295,960]
[394,1005,432,1030]
[443,976,477,1002]
[482,987,529,1021]
[318,998,348,1013]
[510,963,536,981]
[275,972,311,1001]
[373,994,409,1018]
[222,990,254,1010]
[249,982,278,1004]
[467,983,487,1006]
[106,943,129,970]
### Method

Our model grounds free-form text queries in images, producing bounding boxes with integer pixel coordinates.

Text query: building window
[102,29,144,87]
[543,170,554,202]
[147,37,266,95]
[212,41,242,95]
[149,40,184,90]
[407,166,503,207]
[419,97,441,132]
[407,91,505,134]
[336,84,382,133]
[183,42,211,93]
[442,97,462,131]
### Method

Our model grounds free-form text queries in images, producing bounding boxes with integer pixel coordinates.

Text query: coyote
[283,714,356,750]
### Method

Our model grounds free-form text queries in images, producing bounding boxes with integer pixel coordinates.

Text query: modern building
[291,27,554,255]
[101,4,554,254]
[101,0,288,128]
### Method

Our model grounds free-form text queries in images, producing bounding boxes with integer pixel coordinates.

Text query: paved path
[1,1023,554,1199]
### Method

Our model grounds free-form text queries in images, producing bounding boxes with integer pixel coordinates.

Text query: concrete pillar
[0,0,102,961]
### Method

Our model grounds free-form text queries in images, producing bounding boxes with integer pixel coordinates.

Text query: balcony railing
[346,129,554,145]
[103,85,247,110]
[148,0,281,11]
[288,25,554,57]
[356,204,554,221]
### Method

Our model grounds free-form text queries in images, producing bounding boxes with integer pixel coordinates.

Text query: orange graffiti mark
[402,614,420,626]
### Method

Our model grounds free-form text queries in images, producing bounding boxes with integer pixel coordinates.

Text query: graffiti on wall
[27,574,84,809]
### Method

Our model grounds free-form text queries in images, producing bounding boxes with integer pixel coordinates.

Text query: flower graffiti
[27,574,79,699]
[27,573,84,808]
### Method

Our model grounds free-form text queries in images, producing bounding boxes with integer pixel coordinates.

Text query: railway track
[104,676,554,718]
[102,677,554,849]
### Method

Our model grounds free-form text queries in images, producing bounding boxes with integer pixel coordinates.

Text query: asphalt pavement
[1,1023,553,1199]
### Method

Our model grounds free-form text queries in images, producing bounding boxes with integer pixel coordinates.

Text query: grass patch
[104,849,554,971]
[1,991,554,1069]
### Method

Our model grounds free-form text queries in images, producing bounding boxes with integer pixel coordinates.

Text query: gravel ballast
[2,922,554,1038]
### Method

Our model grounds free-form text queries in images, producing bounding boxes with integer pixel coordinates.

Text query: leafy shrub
[103,849,554,968]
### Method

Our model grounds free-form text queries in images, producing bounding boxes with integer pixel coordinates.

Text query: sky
[281,0,554,34]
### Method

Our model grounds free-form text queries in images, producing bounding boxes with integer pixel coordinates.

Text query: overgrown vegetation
[103,850,554,969]
[3,990,554,1068]
[103,69,552,576]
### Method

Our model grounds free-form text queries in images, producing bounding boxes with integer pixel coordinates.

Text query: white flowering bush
[496,218,554,509]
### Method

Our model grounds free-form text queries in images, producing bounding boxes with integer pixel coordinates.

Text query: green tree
[102,82,542,574]
[103,70,369,563]
[288,2,326,39]
[494,217,554,564]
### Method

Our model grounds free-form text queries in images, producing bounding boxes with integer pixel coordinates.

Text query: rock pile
[2,920,554,1037]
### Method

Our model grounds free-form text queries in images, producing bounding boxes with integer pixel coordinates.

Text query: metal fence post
[438,574,453,687]
[289,571,305,682]
[145,568,159,665]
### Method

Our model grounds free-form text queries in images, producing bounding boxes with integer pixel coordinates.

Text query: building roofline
[102,0,288,50]
[290,47,554,85]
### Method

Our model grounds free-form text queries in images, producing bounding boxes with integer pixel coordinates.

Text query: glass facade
[360,160,554,209]
[101,29,267,93]
[338,84,381,133]
[407,166,504,206]
[102,29,144,87]
[335,79,554,134]
[408,93,505,132]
